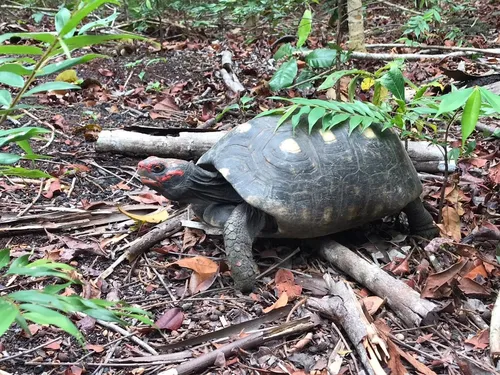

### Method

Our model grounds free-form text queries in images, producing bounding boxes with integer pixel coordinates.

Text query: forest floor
[0,1,499,375]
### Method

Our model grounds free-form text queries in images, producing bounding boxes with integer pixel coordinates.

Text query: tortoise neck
[184,164,243,205]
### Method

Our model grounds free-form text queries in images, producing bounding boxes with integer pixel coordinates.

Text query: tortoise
[137,116,438,292]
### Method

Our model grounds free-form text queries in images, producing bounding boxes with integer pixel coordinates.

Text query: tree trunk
[347,0,366,52]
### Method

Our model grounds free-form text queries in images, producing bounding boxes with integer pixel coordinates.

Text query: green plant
[216,95,256,122]
[402,8,441,41]
[0,0,148,177]
[0,249,153,344]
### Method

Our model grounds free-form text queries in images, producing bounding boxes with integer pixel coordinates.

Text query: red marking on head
[159,169,184,183]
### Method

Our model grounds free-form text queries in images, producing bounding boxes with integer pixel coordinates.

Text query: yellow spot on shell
[323,207,333,222]
[363,128,377,139]
[219,168,230,178]
[236,122,252,133]
[319,129,336,143]
[279,138,301,154]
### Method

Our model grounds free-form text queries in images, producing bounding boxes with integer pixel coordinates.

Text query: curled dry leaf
[437,206,462,242]
[117,206,169,224]
[263,291,289,313]
[421,259,468,299]
[362,296,385,316]
[275,269,302,300]
[85,344,105,353]
[488,162,500,184]
[155,307,184,331]
[464,329,489,350]
[43,178,62,199]
[173,256,219,294]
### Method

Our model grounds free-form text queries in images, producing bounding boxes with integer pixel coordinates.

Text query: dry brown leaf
[457,278,490,296]
[117,206,169,223]
[182,228,206,250]
[155,307,184,331]
[464,329,489,350]
[362,296,384,316]
[263,291,289,313]
[437,206,461,241]
[64,366,83,375]
[421,259,468,298]
[43,178,62,199]
[275,269,302,300]
[488,162,500,184]
[174,256,218,275]
[85,344,104,352]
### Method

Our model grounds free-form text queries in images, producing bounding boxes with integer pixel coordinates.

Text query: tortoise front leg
[223,203,265,292]
[403,198,439,239]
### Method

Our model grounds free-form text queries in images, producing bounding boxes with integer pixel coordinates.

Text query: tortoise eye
[151,164,165,173]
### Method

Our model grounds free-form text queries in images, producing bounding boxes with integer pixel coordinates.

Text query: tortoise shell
[197,116,421,238]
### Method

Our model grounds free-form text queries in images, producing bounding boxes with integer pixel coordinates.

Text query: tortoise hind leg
[403,198,439,239]
[223,203,266,292]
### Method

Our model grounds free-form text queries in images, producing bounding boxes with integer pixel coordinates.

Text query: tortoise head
[137,157,192,201]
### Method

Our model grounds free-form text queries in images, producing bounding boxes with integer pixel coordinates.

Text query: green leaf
[44,282,73,295]
[348,116,364,134]
[378,64,405,101]
[10,291,67,311]
[324,113,350,130]
[0,57,37,65]
[436,88,473,116]
[0,72,24,88]
[318,69,364,90]
[55,8,72,36]
[23,82,80,97]
[15,313,30,335]
[0,166,51,178]
[308,107,326,133]
[0,127,50,147]
[0,90,12,107]
[305,49,337,68]
[254,107,286,118]
[0,32,56,44]
[0,153,21,165]
[269,59,298,91]
[60,0,120,37]
[348,75,360,101]
[0,299,19,337]
[78,11,119,35]
[295,69,316,89]
[216,103,239,122]
[276,104,299,129]
[21,304,83,343]
[461,88,481,145]
[296,9,312,48]
[0,249,10,270]
[479,87,500,112]
[0,64,34,77]
[83,307,124,324]
[273,43,294,60]
[37,54,108,76]
[291,106,311,129]
[0,45,43,55]
[52,34,145,55]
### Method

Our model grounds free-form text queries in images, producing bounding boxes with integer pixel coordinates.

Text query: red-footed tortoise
[137,116,438,292]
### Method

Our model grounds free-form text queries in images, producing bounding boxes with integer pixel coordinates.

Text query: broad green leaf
[296,9,312,48]
[28,258,75,270]
[461,88,481,145]
[479,87,500,112]
[0,127,50,147]
[122,313,154,325]
[291,106,311,129]
[273,43,294,60]
[83,307,124,323]
[305,49,337,68]
[436,88,473,116]
[52,34,146,55]
[308,107,326,133]
[16,140,33,156]
[0,57,36,64]
[254,107,286,118]
[0,248,10,269]
[15,313,30,335]
[0,64,33,76]
[55,8,72,36]
[0,90,12,107]
[378,64,405,101]
[348,75,360,101]
[37,54,107,76]
[9,254,30,269]
[269,59,298,91]
[0,32,56,44]
[23,82,80,97]
[8,267,73,280]
[44,282,73,294]
[0,299,19,336]
[361,117,374,131]
[0,45,43,55]
[21,305,83,343]
[0,104,41,115]
[10,291,67,311]
[216,103,240,122]
[22,153,52,161]
[0,167,51,178]
[0,153,21,165]
[0,72,24,88]
[348,115,364,134]
[60,0,120,36]
[318,69,364,90]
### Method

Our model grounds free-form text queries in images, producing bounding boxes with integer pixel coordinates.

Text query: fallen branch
[348,50,473,61]
[313,239,439,327]
[158,317,316,375]
[96,130,453,172]
[365,43,500,55]
[491,291,500,362]
[307,275,388,375]
[220,51,245,94]
[99,210,187,280]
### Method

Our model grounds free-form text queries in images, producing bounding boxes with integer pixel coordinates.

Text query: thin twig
[17,178,45,217]
[0,337,62,363]
[256,248,301,280]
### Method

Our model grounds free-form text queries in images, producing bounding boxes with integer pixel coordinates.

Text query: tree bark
[347,0,366,51]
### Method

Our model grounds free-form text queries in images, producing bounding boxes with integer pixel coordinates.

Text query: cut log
[96,129,453,172]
